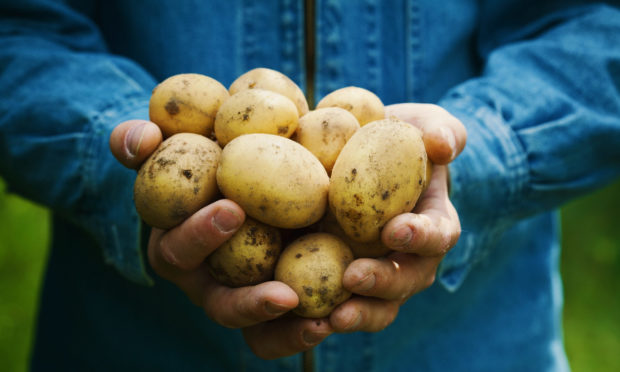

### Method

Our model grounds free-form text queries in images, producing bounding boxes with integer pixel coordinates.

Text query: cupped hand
[328,103,466,333]
[110,120,332,359]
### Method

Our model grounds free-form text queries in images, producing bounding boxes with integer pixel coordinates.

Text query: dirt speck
[165,99,180,116]
[303,286,314,297]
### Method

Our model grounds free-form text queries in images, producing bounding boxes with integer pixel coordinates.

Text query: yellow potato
[294,107,360,174]
[318,210,391,258]
[274,233,354,318]
[229,67,309,116]
[133,133,221,230]
[329,118,427,243]
[149,73,229,138]
[216,133,329,229]
[206,218,282,287]
[316,86,385,126]
[214,89,299,146]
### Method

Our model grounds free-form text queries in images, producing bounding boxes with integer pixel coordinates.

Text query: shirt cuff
[436,92,529,291]
[79,96,154,286]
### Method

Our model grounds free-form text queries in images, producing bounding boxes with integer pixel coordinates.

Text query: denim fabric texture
[1,0,620,371]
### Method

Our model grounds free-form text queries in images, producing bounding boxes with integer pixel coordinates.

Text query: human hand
[110,120,332,359]
[327,103,466,332]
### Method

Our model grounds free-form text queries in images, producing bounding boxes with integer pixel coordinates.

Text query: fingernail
[440,127,457,160]
[213,208,242,233]
[353,273,376,292]
[264,301,290,316]
[126,122,147,157]
[343,312,362,331]
[390,226,412,247]
[303,331,330,346]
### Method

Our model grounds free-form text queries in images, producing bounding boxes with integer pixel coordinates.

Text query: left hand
[242,103,467,358]
[328,103,466,332]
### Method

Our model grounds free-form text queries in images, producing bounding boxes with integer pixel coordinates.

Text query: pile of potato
[133,68,429,318]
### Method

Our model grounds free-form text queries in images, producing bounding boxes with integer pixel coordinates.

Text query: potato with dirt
[274,233,354,318]
[294,107,360,174]
[206,218,282,287]
[329,118,428,243]
[318,210,391,258]
[214,89,299,146]
[216,133,329,229]
[133,133,221,230]
[316,86,385,126]
[149,73,229,138]
[229,67,309,117]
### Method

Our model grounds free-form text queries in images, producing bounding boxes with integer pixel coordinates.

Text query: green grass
[561,180,620,371]
[0,178,618,371]
[0,182,49,372]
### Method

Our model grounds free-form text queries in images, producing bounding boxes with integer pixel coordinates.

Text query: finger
[342,252,442,301]
[201,280,300,328]
[330,296,400,333]
[109,119,162,169]
[243,316,333,360]
[385,103,467,164]
[382,165,461,256]
[152,199,245,274]
[149,261,299,328]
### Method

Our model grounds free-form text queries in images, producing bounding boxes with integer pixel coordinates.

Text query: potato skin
[206,218,282,287]
[318,210,391,258]
[294,107,360,175]
[214,89,299,146]
[316,86,384,126]
[274,233,354,318]
[329,118,427,243]
[216,133,329,229]
[229,67,309,117]
[133,133,221,230]
[149,73,229,138]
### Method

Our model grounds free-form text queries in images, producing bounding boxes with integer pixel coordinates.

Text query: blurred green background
[0,178,619,371]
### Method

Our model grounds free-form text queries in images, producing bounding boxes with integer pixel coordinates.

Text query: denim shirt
[1,0,620,371]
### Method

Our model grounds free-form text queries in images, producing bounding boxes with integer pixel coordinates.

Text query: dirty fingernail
[265,301,290,316]
[354,273,376,292]
[213,208,242,233]
[343,312,363,331]
[126,122,147,157]
[303,331,330,346]
[390,226,412,247]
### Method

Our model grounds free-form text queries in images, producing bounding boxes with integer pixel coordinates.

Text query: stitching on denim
[406,0,422,101]
[364,0,380,93]
[241,0,260,72]
[316,0,344,96]
[280,0,300,81]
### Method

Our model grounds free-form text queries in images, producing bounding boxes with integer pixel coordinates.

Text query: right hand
[109,120,333,359]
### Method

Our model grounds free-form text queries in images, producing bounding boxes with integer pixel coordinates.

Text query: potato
[316,86,385,126]
[318,210,390,258]
[206,218,282,287]
[229,67,309,117]
[274,233,354,318]
[294,107,360,174]
[214,89,299,146]
[133,133,221,230]
[329,118,427,243]
[216,133,329,229]
[149,73,229,138]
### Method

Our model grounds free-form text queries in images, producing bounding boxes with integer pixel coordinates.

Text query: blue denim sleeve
[0,1,156,284]
[436,4,620,291]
